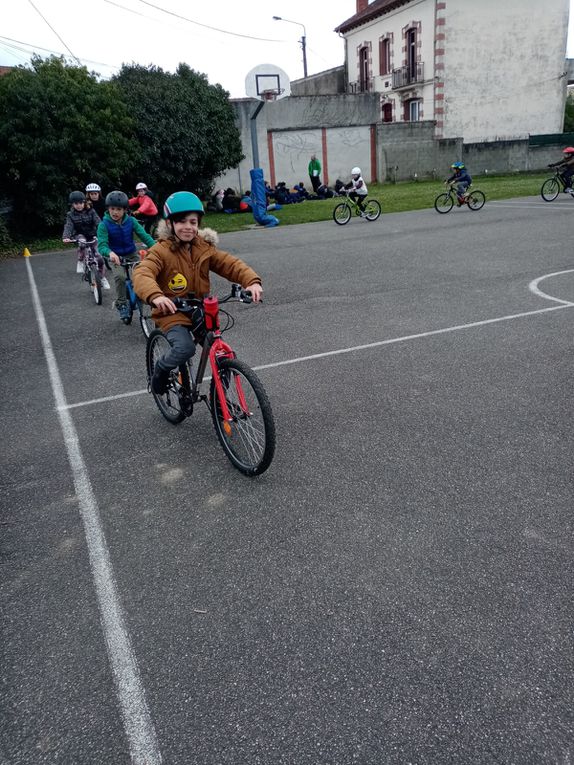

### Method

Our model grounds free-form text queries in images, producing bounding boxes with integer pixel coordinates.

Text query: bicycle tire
[146,330,187,424]
[364,199,381,221]
[210,358,275,476]
[138,298,155,338]
[333,202,352,225]
[467,190,486,211]
[91,266,102,305]
[434,192,454,214]
[540,177,560,202]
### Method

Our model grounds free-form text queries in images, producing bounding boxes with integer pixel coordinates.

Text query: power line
[135,0,286,43]
[26,0,81,65]
[0,34,119,70]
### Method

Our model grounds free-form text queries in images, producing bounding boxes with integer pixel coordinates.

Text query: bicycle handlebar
[172,284,253,313]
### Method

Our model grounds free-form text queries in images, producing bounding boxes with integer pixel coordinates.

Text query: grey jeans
[158,325,196,371]
[111,250,139,307]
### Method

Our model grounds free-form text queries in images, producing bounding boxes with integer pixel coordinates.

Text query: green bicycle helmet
[163,191,204,219]
[105,190,129,208]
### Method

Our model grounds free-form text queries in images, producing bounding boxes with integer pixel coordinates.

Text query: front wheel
[333,202,351,225]
[138,299,155,338]
[210,358,276,476]
[146,330,187,424]
[540,177,560,202]
[434,192,454,214]
[467,190,486,211]
[91,267,102,305]
[364,199,381,221]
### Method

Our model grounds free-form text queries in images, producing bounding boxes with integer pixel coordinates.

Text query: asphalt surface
[1,195,573,764]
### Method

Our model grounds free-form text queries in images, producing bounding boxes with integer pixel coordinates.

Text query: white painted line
[528,269,574,306]
[489,202,569,209]
[25,258,162,765]
[61,388,149,410]
[60,302,572,411]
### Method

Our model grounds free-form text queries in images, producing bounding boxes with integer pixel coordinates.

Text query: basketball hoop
[260,88,284,102]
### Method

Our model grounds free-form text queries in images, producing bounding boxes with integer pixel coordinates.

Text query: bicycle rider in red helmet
[548,147,574,195]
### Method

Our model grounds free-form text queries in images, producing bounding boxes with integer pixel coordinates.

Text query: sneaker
[76,261,84,273]
[564,187,573,194]
[101,277,111,290]
[151,365,171,395]
[118,304,131,321]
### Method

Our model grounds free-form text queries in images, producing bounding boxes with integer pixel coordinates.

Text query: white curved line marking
[529,269,574,306]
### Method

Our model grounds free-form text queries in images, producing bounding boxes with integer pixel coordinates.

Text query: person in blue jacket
[446,161,472,204]
[97,190,155,321]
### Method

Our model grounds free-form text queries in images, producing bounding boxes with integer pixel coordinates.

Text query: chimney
[357,0,369,11]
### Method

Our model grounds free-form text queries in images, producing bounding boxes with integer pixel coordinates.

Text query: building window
[406,27,417,78]
[382,102,393,122]
[359,46,369,91]
[379,38,390,76]
[404,99,421,121]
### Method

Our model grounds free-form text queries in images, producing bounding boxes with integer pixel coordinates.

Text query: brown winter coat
[132,227,261,332]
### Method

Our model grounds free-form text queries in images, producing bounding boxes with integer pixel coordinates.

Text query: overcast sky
[0,0,573,99]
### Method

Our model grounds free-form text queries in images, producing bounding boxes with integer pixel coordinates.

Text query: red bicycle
[145,285,276,476]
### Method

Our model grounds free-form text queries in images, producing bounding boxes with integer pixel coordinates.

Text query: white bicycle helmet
[351,167,361,176]
[136,182,147,190]
[86,182,101,192]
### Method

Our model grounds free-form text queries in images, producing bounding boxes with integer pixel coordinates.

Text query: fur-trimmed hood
[155,218,219,246]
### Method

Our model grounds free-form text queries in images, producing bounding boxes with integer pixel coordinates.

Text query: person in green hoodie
[308,154,322,193]
[97,190,155,321]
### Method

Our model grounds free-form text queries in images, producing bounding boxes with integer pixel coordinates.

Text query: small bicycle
[117,254,155,337]
[64,236,106,305]
[540,168,572,202]
[434,182,486,214]
[146,284,276,476]
[332,190,382,225]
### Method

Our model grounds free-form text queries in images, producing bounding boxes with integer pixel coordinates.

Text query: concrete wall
[443,0,569,141]
[214,94,569,193]
[290,67,345,96]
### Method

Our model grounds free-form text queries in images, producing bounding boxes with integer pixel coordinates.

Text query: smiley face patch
[168,272,188,293]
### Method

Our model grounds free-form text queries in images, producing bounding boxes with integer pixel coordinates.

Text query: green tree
[113,63,243,202]
[0,56,137,236]
[564,91,574,133]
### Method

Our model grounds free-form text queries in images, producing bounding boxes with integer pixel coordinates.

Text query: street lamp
[272,16,307,78]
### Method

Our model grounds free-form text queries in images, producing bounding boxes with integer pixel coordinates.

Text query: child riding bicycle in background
[446,161,472,205]
[547,146,574,194]
[128,182,158,233]
[62,190,109,289]
[345,167,368,213]
[132,191,262,395]
[85,182,106,219]
[97,190,155,321]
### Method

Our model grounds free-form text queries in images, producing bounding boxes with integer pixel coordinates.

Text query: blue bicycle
[118,254,155,337]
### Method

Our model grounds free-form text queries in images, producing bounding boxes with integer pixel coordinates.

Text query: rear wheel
[364,199,381,221]
[210,358,276,476]
[540,177,561,202]
[467,190,486,211]
[333,202,351,225]
[90,266,102,305]
[434,192,454,214]
[138,299,155,338]
[146,330,187,424]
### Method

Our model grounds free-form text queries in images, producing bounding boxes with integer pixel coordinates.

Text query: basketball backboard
[245,64,291,101]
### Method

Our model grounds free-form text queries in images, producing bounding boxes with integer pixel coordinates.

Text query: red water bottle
[203,296,219,330]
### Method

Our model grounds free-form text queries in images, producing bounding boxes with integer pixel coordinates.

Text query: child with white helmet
[128,182,158,233]
[85,182,105,219]
[345,166,368,214]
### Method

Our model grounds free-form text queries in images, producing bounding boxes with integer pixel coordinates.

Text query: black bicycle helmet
[105,190,129,208]
[69,190,86,204]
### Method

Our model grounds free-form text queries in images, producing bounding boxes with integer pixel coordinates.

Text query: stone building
[335,0,570,141]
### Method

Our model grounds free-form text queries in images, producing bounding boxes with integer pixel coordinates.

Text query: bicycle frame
[188,297,249,424]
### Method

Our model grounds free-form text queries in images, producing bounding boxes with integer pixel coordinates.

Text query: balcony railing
[392,62,424,89]
[348,77,374,94]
